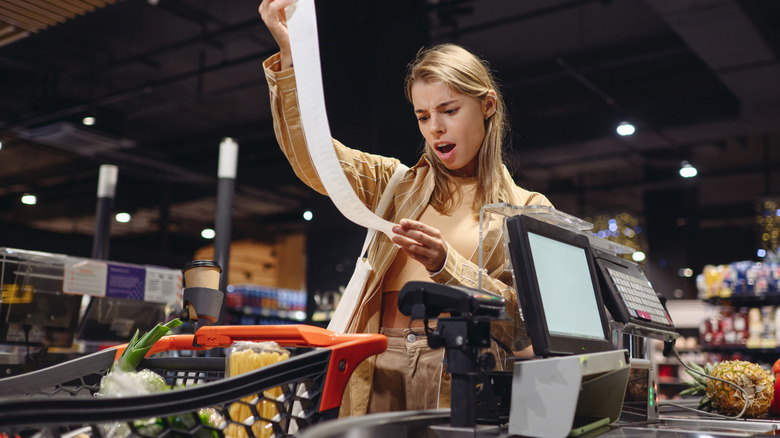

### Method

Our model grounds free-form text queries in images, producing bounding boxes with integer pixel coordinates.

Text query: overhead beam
[85,16,261,76]
[645,0,780,115]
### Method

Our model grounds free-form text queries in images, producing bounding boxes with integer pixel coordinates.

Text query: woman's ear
[484,90,497,119]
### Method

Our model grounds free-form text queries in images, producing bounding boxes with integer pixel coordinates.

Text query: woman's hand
[391,219,448,273]
[258,0,295,69]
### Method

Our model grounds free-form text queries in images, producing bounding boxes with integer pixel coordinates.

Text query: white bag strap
[360,163,409,256]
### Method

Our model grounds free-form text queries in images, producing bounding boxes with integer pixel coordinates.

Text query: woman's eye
[417,115,429,122]
[444,108,458,115]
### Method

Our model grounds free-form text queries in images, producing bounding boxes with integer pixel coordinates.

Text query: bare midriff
[381,290,418,328]
[381,248,431,328]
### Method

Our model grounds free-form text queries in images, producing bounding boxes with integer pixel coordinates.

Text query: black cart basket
[0,324,387,438]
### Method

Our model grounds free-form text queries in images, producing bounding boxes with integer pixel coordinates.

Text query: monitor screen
[504,213,613,357]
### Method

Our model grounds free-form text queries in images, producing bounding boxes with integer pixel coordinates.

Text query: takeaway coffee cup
[182,260,222,289]
[182,260,223,325]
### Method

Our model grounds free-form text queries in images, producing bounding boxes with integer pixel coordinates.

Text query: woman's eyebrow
[414,100,458,114]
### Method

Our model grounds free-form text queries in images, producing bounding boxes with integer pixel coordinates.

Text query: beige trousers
[369,327,451,413]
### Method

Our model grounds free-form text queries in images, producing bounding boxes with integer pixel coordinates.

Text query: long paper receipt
[286,0,398,239]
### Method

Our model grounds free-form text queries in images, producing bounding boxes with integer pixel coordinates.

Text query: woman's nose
[428,114,445,134]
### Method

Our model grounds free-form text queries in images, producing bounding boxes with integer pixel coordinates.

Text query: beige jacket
[263,53,552,416]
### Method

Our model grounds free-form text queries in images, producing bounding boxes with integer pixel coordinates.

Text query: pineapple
[681,360,774,417]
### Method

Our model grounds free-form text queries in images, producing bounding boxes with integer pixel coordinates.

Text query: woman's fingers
[260,0,289,31]
[259,0,295,18]
[391,234,428,256]
[392,219,447,272]
[392,237,435,266]
[258,0,295,68]
[393,222,436,249]
[399,219,442,240]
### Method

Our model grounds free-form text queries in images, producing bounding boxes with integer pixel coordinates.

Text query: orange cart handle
[192,324,385,349]
[113,324,385,358]
[112,325,387,412]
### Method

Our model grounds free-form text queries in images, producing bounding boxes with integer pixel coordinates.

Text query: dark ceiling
[0,0,778,290]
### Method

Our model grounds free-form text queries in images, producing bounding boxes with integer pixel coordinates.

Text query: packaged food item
[226,341,290,438]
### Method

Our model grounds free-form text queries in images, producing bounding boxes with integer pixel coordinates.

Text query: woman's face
[411,80,495,177]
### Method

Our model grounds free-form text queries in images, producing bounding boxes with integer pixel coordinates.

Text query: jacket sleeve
[263,53,399,209]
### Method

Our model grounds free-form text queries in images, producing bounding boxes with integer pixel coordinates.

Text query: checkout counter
[295,410,780,438]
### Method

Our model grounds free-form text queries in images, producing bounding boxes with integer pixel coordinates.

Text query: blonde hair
[404,43,514,214]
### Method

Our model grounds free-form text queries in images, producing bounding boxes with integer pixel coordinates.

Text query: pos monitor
[504,213,614,357]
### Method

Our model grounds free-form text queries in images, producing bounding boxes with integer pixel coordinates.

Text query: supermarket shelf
[704,294,780,307]
[701,345,780,356]
[311,310,334,323]
[232,306,307,321]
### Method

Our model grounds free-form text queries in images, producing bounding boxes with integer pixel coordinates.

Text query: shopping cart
[0,324,387,437]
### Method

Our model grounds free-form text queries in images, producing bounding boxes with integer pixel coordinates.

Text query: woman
[259,0,552,416]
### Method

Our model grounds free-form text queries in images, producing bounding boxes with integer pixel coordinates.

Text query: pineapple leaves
[698,395,712,411]
[685,362,710,386]
[681,362,714,411]
[679,385,706,396]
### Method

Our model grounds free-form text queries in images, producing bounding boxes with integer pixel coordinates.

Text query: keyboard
[592,249,675,330]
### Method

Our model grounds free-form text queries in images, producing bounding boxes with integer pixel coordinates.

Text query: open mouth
[436,143,455,154]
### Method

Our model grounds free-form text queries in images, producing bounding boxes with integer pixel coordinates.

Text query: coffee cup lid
[183,260,222,272]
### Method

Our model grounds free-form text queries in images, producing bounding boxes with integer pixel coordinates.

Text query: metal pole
[92,164,118,260]
[214,138,238,323]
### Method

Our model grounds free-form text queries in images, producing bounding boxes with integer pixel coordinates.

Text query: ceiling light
[82,116,96,126]
[0,139,3,150]
[616,121,635,136]
[631,251,646,262]
[21,194,37,205]
[757,249,767,258]
[201,228,216,239]
[678,268,693,278]
[303,210,313,221]
[679,161,698,178]
[115,212,131,223]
